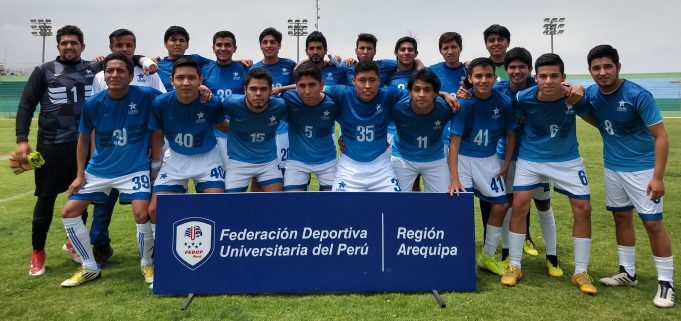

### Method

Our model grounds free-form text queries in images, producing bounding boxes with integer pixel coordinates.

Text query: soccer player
[15,25,100,276]
[148,57,225,227]
[59,53,160,287]
[222,68,287,192]
[585,45,674,308]
[279,62,340,191]
[483,24,510,82]
[343,33,398,87]
[156,26,213,92]
[388,36,418,90]
[448,58,515,275]
[305,31,347,86]
[391,68,454,192]
[501,53,596,296]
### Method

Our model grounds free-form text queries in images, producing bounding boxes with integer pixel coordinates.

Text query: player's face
[439,41,461,65]
[352,70,380,102]
[213,37,236,63]
[296,75,324,105]
[355,41,376,62]
[165,35,188,58]
[171,66,202,100]
[104,59,133,91]
[535,65,566,97]
[57,35,84,62]
[410,79,436,111]
[468,65,496,98]
[505,60,531,86]
[485,34,509,58]
[110,35,136,59]
[245,78,271,110]
[260,35,280,59]
[395,42,416,66]
[589,57,620,90]
[306,41,326,63]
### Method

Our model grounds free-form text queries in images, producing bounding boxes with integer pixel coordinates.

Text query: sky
[1,0,679,75]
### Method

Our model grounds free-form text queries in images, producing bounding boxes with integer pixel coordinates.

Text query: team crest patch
[173,217,215,270]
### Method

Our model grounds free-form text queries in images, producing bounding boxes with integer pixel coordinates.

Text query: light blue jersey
[252,58,297,135]
[157,54,213,92]
[149,93,223,155]
[586,80,662,172]
[343,59,397,87]
[450,90,515,158]
[201,60,247,101]
[495,78,537,160]
[515,86,589,162]
[281,90,340,164]
[325,85,408,162]
[428,62,467,144]
[387,69,415,137]
[320,63,347,86]
[80,86,161,178]
[222,95,287,164]
[391,96,454,162]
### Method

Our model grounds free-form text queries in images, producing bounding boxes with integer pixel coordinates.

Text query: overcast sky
[1,0,679,75]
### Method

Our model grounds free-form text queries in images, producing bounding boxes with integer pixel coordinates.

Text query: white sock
[137,223,154,266]
[538,208,557,256]
[483,224,502,256]
[573,237,592,275]
[501,207,512,249]
[617,245,636,276]
[151,223,156,239]
[508,231,525,268]
[654,256,674,286]
[63,216,98,271]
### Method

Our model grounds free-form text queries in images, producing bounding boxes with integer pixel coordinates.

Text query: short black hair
[356,33,377,49]
[438,32,462,49]
[354,60,379,78]
[394,36,418,53]
[56,25,84,44]
[245,68,273,87]
[293,62,322,83]
[535,53,564,74]
[483,24,510,43]
[408,68,441,93]
[259,27,282,44]
[172,57,201,77]
[504,47,532,69]
[213,30,236,46]
[103,52,133,74]
[467,57,496,75]
[164,26,189,43]
[109,29,136,45]
[305,31,327,50]
[587,44,620,67]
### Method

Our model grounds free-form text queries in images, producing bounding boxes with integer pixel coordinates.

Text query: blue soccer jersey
[494,78,537,160]
[253,58,297,134]
[514,86,589,162]
[222,95,287,164]
[80,86,161,178]
[391,96,454,162]
[343,59,397,87]
[281,90,340,164]
[586,80,662,172]
[157,54,213,92]
[149,92,223,155]
[320,63,347,86]
[201,60,247,101]
[387,69,414,90]
[325,85,408,162]
[450,90,515,158]
[428,62,467,145]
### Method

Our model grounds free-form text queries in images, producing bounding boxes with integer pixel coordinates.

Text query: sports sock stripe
[67,227,89,260]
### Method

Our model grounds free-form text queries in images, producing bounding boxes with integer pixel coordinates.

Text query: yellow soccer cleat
[60,266,101,287]
[477,252,505,276]
[571,272,598,296]
[141,264,154,284]
[501,265,522,287]
[523,239,539,256]
[546,258,564,278]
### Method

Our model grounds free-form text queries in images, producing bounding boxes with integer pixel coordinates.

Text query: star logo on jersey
[565,104,575,114]
[336,180,346,191]
[137,73,146,82]
[196,112,206,123]
[268,115,277,126]
[433,120,442,130]
[128,102,139,115]
[375,104,383,115]
[85,69,94,78]
[232,72,241,80]
[326,72,334,80]
[617,99,628,112]
[491,107,501,119]
[282,67,290,75]
[53,73,61,78]
[321,109,331,120]
[160,173,168,179]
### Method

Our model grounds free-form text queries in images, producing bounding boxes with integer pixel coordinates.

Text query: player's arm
[68,133,91,195]
[499,130,516,180]
[235,59,253,68]
[438,91,460,112]
[647,122,669,200]
[562,82,584,106]
[14,66,46,160]
[447,135,465,196]
[456,81,472,99]
[272,84,296,95]
[150,130,164,180]
[414,58,425,70]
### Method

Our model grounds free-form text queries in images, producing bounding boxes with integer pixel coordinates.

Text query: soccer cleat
[93,244,114,267]
[572,272,598,295]
[546,255,563,278]
[523,239,539,256]
[29,250,46,276]
[60,266,101,287]
[653,281,676,308]
[477,252,505,275]
[501,265,522,287]
[599,265,638,286]
[62,239,82,264]
[141,264,154,284]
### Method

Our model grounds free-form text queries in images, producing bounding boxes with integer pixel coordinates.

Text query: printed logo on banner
[172,217,215,270]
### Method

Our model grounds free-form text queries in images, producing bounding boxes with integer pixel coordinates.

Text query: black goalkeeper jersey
[16,57,102,145]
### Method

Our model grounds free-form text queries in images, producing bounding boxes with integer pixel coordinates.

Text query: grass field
[0,118,679,321]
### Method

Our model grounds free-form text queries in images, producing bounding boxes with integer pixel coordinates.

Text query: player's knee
[642,220,667,235]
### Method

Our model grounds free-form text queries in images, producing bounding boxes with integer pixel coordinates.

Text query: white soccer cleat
[653,281,676,308]
[599,266,638,286]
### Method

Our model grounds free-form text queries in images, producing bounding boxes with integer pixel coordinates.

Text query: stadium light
[287,18,308,62]
[315,0,320,31]
[542,17,565,54]
[30,18,53,64]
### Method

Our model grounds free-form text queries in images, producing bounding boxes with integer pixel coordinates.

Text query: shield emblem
[173,217,215,270]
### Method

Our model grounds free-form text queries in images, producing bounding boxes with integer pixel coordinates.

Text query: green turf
[0,119,679,320]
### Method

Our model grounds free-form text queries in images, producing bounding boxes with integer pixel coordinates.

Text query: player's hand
[198,85,212,103]
[93,55,105,62]
[152,56,161,63]
[337,136,346,153]
[68,175,85,196]
[239,59,253,68]
[497,166,509,182]
[344,57,356,66]
[647,177,665,201]
[14,141,32,162]
[448,180,466,196]
[414,58,425,71]
[271,87,284,96]
[443,93,460,112]
[144,63,158,76]
[563,82,584,105]
[456,81,472,99]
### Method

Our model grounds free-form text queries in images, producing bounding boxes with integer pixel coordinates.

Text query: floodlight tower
[542,17,565,54]
[30,18,53,64]
[287,19,309,62]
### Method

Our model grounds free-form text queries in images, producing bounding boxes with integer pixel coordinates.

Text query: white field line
[0,191,33,204]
